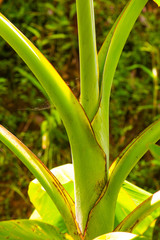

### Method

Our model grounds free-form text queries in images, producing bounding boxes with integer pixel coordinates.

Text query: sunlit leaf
[115,190,160,236]
[0,220,68,240]
[116,181,160,236]
[29,164,74,233]
[115,181,151,227]
[116,181,160,235]
[153,0,160,6]
[94,232,147,240]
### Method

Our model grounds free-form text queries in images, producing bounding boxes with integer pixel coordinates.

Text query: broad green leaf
[0,14,107,233]
[0,220,69,240]
[115,181,151,227]
[29,164,158,238]
[115,190,160,235]
[116,181,160,237]
[29,165,155,236]
[29,164,74,233]
[76,0,99,120]
[153,0,160,6]
[94,232,147,240]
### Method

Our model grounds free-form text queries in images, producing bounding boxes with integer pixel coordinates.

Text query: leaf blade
[149,143,160,160]
[94,232,147,240]
[0,220,70,240]
[28,164,74,233]
[92,0,148,166]
[115,181,159,236]
[0,125,79,238]
[115,191,160,234]
[86,119,160,239]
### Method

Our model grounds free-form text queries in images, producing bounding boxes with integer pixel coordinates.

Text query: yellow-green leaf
[0,220,69,240]
[94,232,147,240]
[29,164,75,233]
[153,0,160,6]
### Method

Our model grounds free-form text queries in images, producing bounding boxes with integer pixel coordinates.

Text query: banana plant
[0,0,160,239]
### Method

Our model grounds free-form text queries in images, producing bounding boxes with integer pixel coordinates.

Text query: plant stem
[92,0,149,174]
[0,14,107,234]
[85,119,160,239]
[76,0,99,120]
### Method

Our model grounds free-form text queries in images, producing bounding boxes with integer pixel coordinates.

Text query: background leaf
[149,144,160,160]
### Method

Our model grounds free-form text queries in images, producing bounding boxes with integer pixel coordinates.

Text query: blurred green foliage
[0,0,160,221]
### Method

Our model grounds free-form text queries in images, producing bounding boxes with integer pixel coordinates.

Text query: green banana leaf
[0,220,70,240]
[28,164,74,233]
[115,181,151,227]
[93,232,147,240]
[116,181,160,237]
[115,190,160,238]
[28,164,159,237]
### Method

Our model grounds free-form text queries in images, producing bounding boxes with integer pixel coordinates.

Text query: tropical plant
[0,0,160,239]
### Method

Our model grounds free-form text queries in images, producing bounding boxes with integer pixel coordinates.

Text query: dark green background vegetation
[0,0,160,226]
